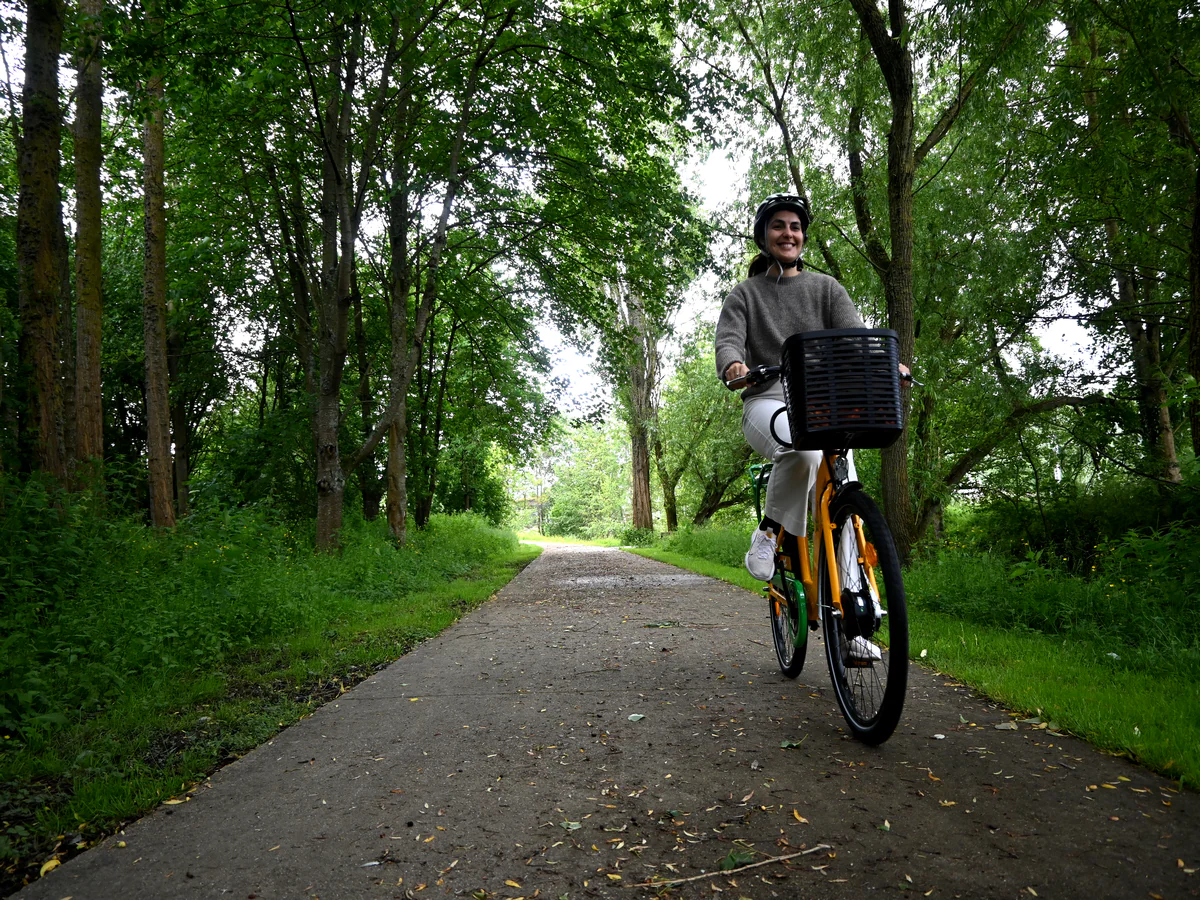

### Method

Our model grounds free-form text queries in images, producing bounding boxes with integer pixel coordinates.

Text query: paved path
[16,546,1197,900]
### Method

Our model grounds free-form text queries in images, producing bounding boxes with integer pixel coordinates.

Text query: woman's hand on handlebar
[724,362,779,391]
[899,364,922,388]
[723,361,749,386]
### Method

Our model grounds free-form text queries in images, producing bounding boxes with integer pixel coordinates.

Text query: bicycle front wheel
[818,488,908,744]
[769,565,807,678]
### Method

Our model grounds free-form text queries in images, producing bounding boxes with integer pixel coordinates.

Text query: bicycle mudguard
[831,481,864,505]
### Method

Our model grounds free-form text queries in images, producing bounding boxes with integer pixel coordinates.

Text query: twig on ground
[627,843,833,887]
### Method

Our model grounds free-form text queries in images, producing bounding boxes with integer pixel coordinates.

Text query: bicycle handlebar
[724,365,920,391]
[723,365,781,391]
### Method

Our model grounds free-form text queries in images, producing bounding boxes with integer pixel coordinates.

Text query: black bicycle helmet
[753,193,811,251]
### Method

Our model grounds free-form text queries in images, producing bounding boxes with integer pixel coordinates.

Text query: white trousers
[741,392,857,541]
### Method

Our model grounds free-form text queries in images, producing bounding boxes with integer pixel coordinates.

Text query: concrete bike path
[16,545,1197,900]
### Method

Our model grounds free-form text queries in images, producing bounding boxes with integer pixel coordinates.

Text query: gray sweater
[714,270,865,400]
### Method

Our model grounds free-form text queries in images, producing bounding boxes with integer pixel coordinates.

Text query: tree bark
[167,318,190,516]
[73,0,104,475]
[143,60,175,527]
[652,436,678,533]
[629,419,653,530]
[352,266,382,520]
[1190,162,1200,457]
[847,0,916,562]
[16,0,67,481]
[311,17,359,551]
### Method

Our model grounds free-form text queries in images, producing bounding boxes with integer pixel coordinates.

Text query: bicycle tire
[769,562,807,678]
[818,487,908,744]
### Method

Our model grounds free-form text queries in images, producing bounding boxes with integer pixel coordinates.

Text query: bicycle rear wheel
[818,487,908,744]
[769,563,807,678]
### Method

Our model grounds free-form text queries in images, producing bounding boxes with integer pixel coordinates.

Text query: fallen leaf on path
[878,820,891,832]
[781,739,804,749]
[995,722,1017,731]
[792,810,808,824]
[718,849,756,871]
[628,714,645,722]
[39,858,61,877]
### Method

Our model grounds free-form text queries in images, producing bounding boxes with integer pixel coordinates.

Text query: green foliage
[908,536,1200,671]
[0,473,517,740]
[543,416,631,537]
[659,523,748,569]
[618,526,656,547]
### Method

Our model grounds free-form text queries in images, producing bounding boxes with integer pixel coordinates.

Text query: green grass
[629,544,1200,789]
[0,498,538,894]
[516,530,621,547]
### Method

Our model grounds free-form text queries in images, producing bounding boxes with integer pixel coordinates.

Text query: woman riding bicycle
[715,192,870,577]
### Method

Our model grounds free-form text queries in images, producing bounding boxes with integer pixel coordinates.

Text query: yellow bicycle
[728,329,910,744]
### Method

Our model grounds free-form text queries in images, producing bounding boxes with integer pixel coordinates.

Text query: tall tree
[73,0,105,474]
[142,0,174,526]
[16,0,67,480]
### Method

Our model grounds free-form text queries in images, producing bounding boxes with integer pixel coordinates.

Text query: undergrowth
[0,478,535,893]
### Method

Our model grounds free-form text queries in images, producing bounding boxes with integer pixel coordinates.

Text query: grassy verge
[516,530,620,547]
[629,545,1199,788]
[1,505,537,895]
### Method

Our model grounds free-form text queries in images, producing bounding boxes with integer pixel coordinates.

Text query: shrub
[0,490,519,740]
[619,526,656,546]
[660,524,747,568]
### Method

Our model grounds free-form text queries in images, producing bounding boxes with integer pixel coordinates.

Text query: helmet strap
[768,253,802,274]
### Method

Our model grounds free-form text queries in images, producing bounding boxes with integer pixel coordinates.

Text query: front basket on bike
[781,328,903,451]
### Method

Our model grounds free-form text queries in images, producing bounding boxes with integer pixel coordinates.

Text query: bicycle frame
[751,451,881,631]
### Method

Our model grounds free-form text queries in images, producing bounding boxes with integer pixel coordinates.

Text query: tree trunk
[167,317,190,516]
[629,419,653,530]
[847,0,917,562]
[1190,162,1200,457]
[16,0,67,481]
[73,0,104,476]
[143,62,175,527]
[312,19,358,551]
[58,226,75,468]
[352,267,382,520]
[652,437,679,532]
[386,415,408,544]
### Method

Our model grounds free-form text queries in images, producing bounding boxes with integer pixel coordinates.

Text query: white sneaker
[745,528,777,581]
[847,635,882,662]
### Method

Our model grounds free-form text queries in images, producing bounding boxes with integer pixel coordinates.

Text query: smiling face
[766,210,805,269]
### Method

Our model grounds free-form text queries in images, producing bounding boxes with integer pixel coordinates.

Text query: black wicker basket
[780,328,903,451]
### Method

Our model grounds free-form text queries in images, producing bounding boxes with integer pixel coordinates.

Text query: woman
[714,192,867,582]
